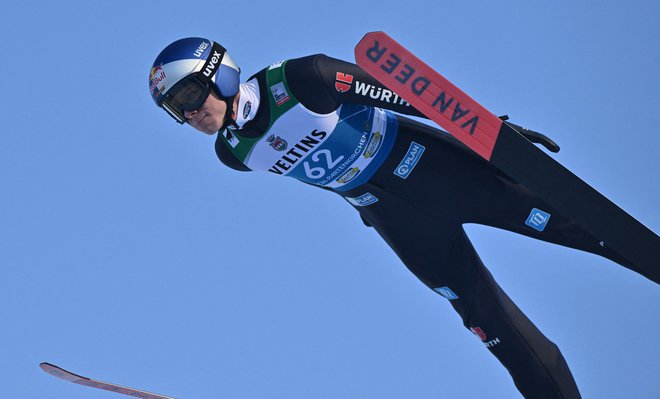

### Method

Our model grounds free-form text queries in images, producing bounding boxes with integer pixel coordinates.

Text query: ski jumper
[214,54,643,399]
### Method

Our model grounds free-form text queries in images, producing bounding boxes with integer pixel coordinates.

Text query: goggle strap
[197,42,227,85]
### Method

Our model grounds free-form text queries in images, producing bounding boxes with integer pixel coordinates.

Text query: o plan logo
[346,192,379,207]
[394,141,425,179]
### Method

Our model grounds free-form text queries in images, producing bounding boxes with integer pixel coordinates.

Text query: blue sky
[1,1,658,398]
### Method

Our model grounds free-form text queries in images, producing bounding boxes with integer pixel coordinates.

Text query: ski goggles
[160,74,213,124]
[160,42,227,124]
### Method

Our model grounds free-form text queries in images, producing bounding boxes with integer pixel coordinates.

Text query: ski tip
[361,30,385,37]
[357,31,386,43]
[355,31,395,61]
[40,362,87,382]
[39,362,57,373]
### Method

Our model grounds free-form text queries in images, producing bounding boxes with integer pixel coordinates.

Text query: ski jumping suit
[214,55,640,399]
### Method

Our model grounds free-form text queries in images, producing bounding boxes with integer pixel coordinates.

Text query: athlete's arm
[285,54,426,117]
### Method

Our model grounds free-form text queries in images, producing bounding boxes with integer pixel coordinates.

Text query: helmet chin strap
[217,87,241,133]
[219,95,239,131]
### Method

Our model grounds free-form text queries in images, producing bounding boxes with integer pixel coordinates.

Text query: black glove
[499,115,560,153]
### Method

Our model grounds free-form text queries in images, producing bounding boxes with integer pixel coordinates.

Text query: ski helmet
[149,37,241,125]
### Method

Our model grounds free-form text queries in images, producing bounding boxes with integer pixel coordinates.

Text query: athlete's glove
[499,115,560,153]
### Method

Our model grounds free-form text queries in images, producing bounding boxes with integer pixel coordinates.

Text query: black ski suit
[214,54,646,399]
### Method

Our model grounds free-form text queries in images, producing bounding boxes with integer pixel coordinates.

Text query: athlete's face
[184,91,228,135]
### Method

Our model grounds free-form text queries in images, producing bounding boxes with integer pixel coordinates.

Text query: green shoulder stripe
[221,61,300,162]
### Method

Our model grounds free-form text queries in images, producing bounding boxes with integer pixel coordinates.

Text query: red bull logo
[149,64,167,95]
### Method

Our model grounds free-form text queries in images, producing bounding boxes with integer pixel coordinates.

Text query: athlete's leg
[467,176,639,270]
[354,188,581,399]
[385,116,652,282]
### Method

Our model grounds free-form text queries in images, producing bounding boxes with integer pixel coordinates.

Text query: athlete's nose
[184,109,198,119]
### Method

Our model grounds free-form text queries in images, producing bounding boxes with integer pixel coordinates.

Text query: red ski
[355,31,658,282]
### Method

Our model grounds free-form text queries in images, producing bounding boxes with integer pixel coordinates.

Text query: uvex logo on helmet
[203,51,223,77]
[194,41,209,57]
